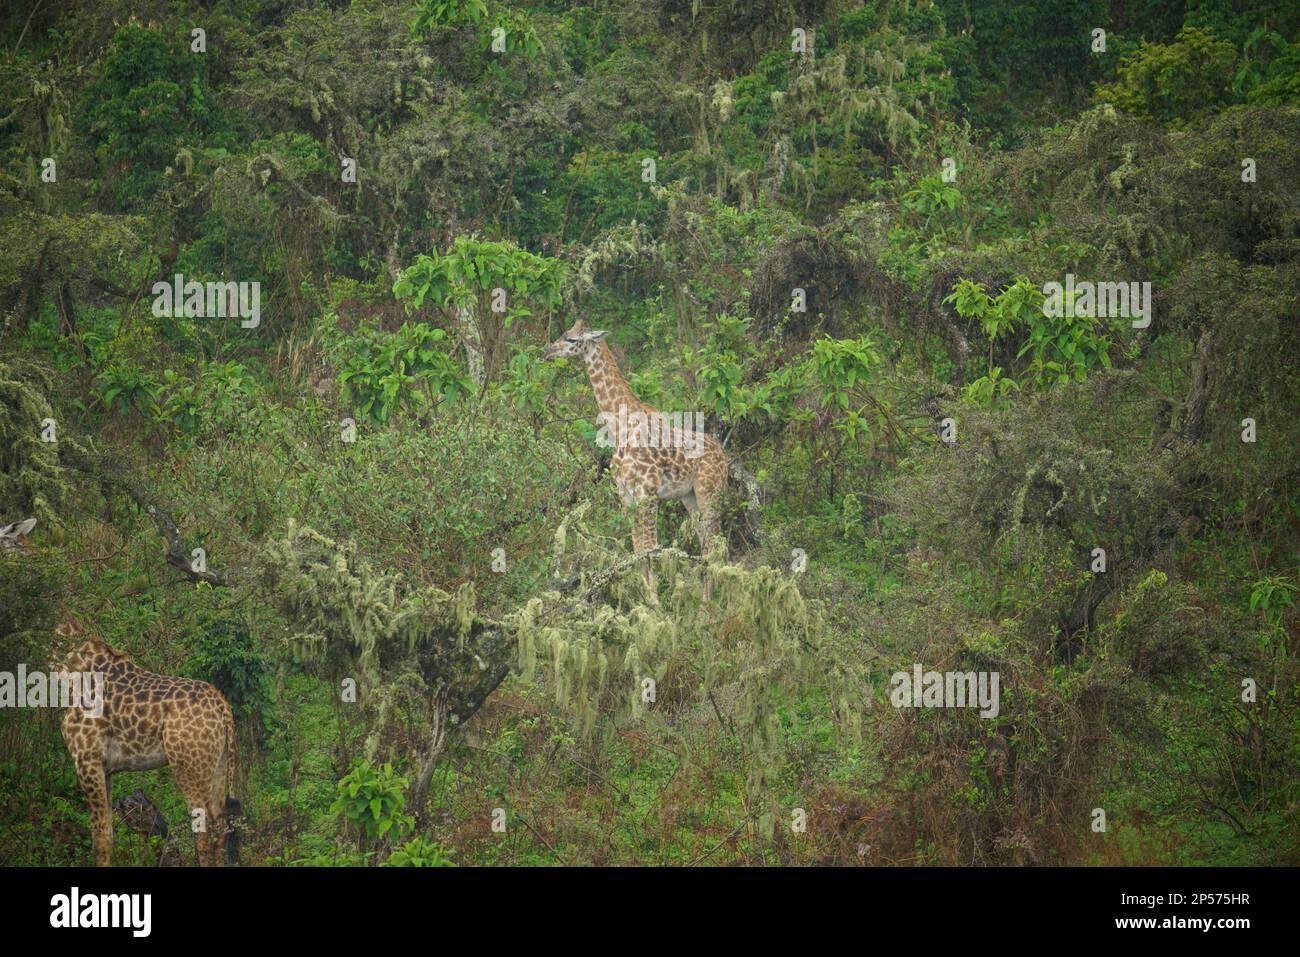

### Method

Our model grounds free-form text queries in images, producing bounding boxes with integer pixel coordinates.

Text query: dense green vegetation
[1,0,1297,866]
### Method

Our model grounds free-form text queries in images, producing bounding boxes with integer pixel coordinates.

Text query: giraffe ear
[584,329,609,342]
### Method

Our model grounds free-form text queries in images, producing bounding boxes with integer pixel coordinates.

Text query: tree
[393,236,566,388]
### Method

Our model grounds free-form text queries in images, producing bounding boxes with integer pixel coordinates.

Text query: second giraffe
[544,319,729,601]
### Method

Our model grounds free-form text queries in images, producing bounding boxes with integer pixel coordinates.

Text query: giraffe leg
[683,491,720,557]
[177,783,216,867]
[206,739,231,868]
[631,497,660,605]
[168,729,222,867]
[692,461,727,559]
[682,491,711,601]
[692,461,727,603]
[206,805,226,867]
[74,758,113,867]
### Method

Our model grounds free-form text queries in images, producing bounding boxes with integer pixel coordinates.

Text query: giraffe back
[60,638,233,772]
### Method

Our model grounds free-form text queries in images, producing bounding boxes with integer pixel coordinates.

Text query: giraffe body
[545,319,729,600]
[58,632,238,866]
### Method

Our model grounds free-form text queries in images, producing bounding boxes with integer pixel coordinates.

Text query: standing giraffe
[544,319,728,600]
[56,623,240,866]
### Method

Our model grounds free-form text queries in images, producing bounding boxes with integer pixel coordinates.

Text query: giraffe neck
[71,640,131,678]
[583,340,654,426]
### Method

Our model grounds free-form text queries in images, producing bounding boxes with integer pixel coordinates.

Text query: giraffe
[0,517,36,549]
[56,621,240,866]
[543,319,728,601]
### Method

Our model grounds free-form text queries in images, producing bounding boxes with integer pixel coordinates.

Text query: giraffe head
[0,518,36,550]
[542,319,609,361]
[53,618,124,676]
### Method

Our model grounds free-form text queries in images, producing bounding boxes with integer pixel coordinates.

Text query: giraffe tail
[221,709,242,865]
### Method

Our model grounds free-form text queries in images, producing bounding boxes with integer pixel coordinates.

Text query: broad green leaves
[1096,27,1239,126]
[947,277,1115,400]
[409,0,487,37]
[337,322,472,422]
[410,0,541,60]
[331,761,413,845]
[393,237,564,322]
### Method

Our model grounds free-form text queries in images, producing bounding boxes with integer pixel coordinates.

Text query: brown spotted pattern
[57,631,237,866]
[544,319,729,600]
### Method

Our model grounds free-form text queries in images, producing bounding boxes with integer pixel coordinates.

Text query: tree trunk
[458,302,485,388]
[410,688,451,827]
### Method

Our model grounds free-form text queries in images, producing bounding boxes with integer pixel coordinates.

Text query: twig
[689,821,747,867]
[59,442,241,586]
[13,0,45,53]
[514,813,568,865]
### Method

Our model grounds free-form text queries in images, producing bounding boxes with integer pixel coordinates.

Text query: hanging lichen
[256,521,511,759]
[0,357,67,525]
[510,505,864,839]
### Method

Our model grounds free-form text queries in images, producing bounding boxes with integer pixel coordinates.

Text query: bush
[331,761,413,851]
[1096,27,1237,126]
[78,24,215,202]
[1104,571,1210,678]
[385,835,456,866]
[183,614,271,719]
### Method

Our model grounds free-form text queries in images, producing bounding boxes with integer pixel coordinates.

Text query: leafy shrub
[393,238,565,321]
[1096,27,1237,126]
[410,0,487,38]
[693,313,758,423]
[183,615,271,719]
[946,277,1115,391]
[0,551,62,673]
[514,503,864,839]
[0,358,66,525]
[1105,571,1210,678]
[331,761,413,848]
[155,361,256,440]
[337,322,472,422]
[873,618,1136,864]
[78,24,214,201]
[95,362,159,417]
[393,237,567,384]
[496,346,555,429]
[385,835,456,866]
[564,148,667,235]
